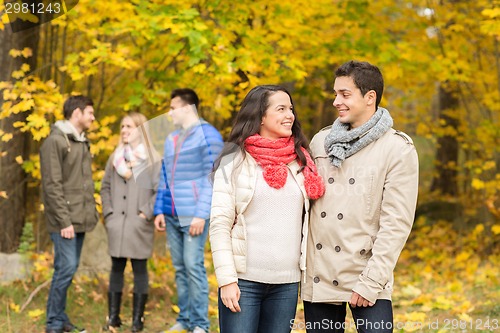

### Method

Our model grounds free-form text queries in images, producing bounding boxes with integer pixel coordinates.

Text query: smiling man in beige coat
[301,60,419,333]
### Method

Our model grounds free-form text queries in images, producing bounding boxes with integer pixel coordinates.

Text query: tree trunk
[0,20,40,253]
[430,84,459,196]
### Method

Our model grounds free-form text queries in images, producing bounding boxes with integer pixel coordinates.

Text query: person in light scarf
[101,112,159,332]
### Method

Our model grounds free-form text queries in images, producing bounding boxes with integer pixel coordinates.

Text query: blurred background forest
[0,0,499,332]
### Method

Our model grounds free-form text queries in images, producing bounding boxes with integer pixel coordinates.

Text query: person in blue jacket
[154,88,223,333]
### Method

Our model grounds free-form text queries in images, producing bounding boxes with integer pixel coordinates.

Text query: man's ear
[70,107,82,120]
[366,90,376,106]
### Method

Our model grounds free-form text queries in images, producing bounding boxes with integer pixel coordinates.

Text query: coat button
[337,213,343,220]
[349,178,355,184]
[335,246,341,252]
[124,180,127,184]
[316,243,322,250]
[332,280,339,286]
[313,276,320,283]
[123,195,126,200]
[328,177,334,184]
[321,212,326,218]
[360,249,366,255]
[122,211,125,215]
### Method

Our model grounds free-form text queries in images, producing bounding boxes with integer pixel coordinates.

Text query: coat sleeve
[40,136,71,229]
[139,160,161,220]
[101,156,114,220]
[352,140,419,304]
[209,154,238,287]
[194,126,224,219]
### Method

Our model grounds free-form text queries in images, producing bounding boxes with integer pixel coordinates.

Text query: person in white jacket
[209,85,325,333]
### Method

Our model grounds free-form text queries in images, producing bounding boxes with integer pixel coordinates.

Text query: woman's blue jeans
[165,215,210,331]
[218,279,299,333]
[45,232,85,330]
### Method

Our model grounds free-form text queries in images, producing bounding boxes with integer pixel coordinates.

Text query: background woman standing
[210,85,325,333]
[101,112,159,332]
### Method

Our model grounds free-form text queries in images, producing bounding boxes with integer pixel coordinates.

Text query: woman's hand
[220,282,241,313]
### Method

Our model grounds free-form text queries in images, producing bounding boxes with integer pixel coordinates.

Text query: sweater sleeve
[352,140,419,303]
[209,154,238,287]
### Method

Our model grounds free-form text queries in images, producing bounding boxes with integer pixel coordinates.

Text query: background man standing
[40,95,99,333]
[302,61,419,333]
[154,88,223,333]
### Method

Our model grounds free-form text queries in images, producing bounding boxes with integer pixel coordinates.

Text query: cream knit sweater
[238,167,303,284]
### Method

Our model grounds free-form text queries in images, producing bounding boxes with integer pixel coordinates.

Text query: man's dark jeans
[304,300,393,333]
[45,232,85,330]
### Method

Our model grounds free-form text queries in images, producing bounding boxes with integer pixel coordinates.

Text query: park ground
[1,217,499,333]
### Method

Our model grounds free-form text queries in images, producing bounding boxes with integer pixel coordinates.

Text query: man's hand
[189,217,205,236]
[220,282,241,313]
[60,225,75,239]
[350,292,374,308]
[154,214,166,231]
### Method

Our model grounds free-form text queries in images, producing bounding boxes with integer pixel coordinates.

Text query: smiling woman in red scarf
[209,85,324,333]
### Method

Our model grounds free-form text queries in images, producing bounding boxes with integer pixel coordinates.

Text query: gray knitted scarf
[324,107,393,167]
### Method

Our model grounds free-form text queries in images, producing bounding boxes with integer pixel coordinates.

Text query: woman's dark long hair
[212,85,309,175]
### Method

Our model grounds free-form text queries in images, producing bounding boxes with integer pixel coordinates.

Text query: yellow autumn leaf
[459,313,473,322]
[482,161,496,170]
[9,302,20,313]
[471,178,485,190]
[28,308,44,318]
[0,191,8,199]
[15,155,23,164]
[9,49,22,58]
[21,47,33,58]
[1,133,13,142]
[12,70,25,79]
[1,12,8,24]
[492,225,500,235]
[455,250,471,262]
[171,304,180,313]
[21,63,30,72]
[472,224,484,237]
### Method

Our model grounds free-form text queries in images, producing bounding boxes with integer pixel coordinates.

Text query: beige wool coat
[101,154,160,259]
[209,152,310,288]
[301,127,419,304]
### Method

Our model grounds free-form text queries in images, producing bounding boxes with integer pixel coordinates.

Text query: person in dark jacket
[154,89,223,333]
[40,95,99,333]
[101,112,160,332]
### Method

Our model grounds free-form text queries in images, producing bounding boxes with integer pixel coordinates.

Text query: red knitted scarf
[244,134,325,199]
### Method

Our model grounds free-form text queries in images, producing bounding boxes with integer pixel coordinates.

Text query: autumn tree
[0,1,41,252]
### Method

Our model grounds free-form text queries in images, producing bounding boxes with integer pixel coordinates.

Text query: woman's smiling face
[259,91,295,140]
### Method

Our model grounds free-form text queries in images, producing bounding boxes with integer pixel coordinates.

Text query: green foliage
[17,222,34,254]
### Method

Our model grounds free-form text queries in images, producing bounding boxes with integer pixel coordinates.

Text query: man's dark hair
[63,95,94,119]
[171,88,199,110]
[335,60,384,108]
